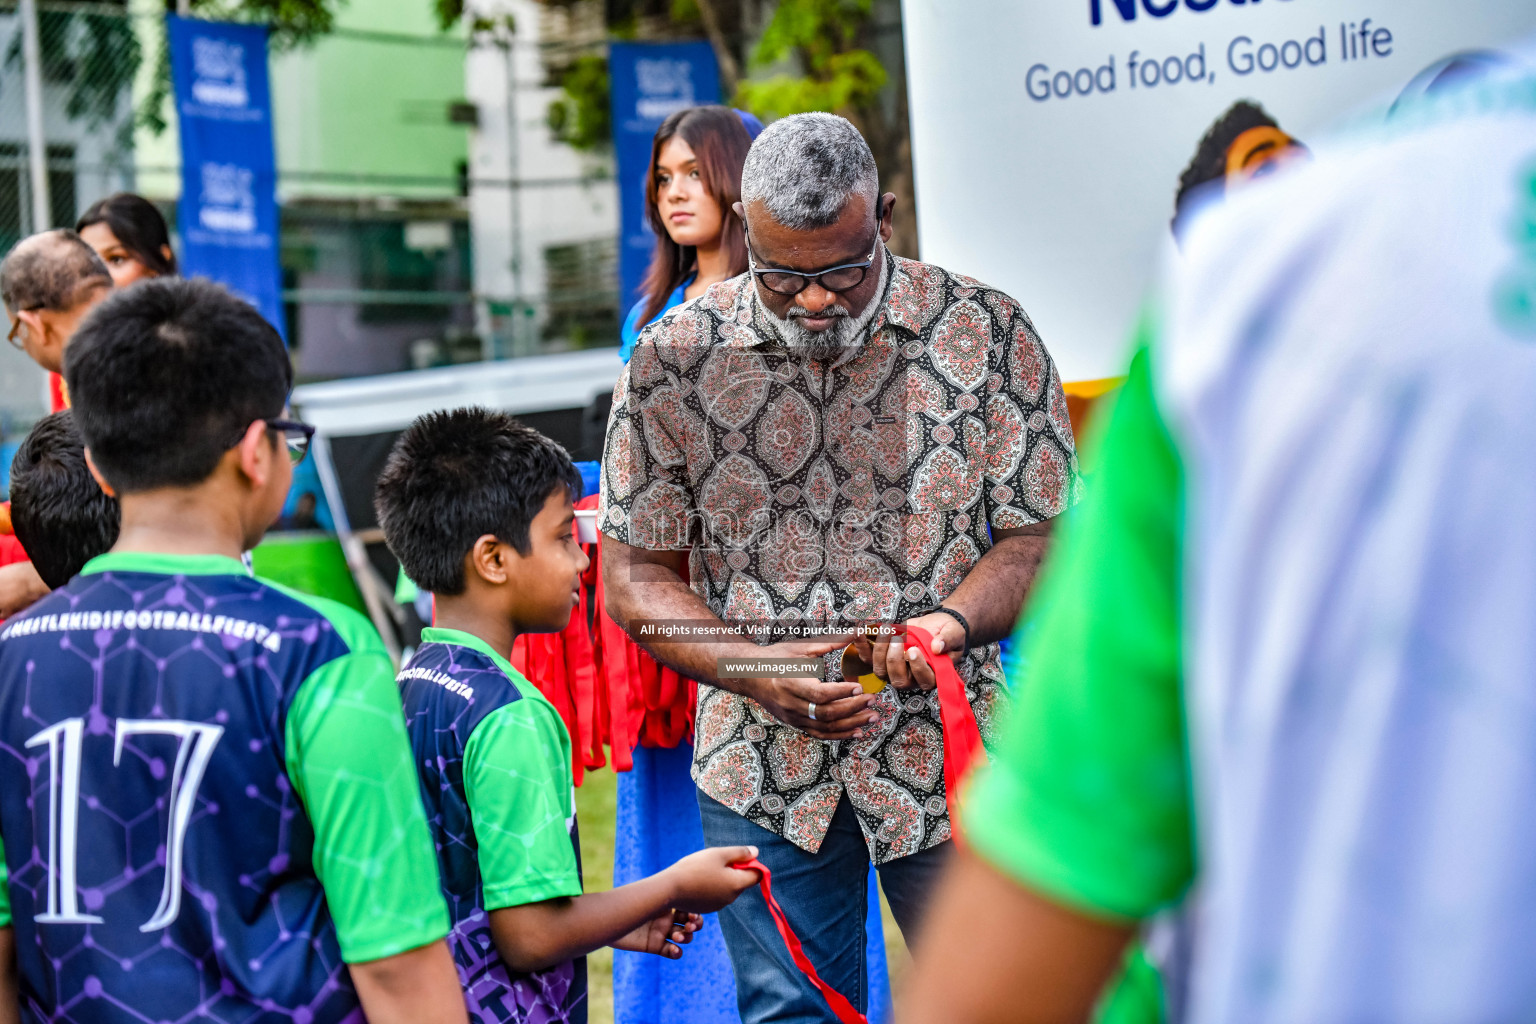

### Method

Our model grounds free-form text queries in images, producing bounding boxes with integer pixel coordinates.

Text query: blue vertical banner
[168,17,285,338]
[608,41,720,312]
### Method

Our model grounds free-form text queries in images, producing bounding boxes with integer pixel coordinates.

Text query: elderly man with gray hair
[0,229,113,618]
[599,112,1079,1022]
[2,228,112,376]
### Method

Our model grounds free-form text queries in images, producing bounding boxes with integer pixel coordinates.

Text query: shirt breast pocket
[873,407,983,512]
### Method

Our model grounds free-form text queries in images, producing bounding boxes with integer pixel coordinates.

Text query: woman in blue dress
[619,105,760,363]
[614,105,757,1024]
[612,106,893,1024]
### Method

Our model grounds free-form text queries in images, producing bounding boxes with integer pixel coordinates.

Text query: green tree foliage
[138,0,342,134]
[733,0,886,120]
[188,0,338,46]
[439,0,614,154]
[433,0,466,31]
[546,54,611,151]
[729,0,918,256]
[532,0,717,153]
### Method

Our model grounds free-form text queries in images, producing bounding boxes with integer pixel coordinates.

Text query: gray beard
[764,251,890,365]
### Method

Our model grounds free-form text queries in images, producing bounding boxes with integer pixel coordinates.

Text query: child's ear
[81,448,117,498]
[468,534,510,586]
[234,421,274,488]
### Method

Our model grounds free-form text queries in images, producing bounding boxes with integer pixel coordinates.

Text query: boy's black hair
[10,410,121,589]
[63,277,292,494]
[1173,100,1281,229]
[374,407,583,595]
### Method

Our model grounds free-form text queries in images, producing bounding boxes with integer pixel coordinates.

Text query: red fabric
[568,574,604,772]
[48,372,68,414]
[904,625,986,813]
[579,493,694,766]
[510,507,607,786]
[505,494,695,784]
[592,553,639,772]
[734,857,868,1024]
[0,502,26,564]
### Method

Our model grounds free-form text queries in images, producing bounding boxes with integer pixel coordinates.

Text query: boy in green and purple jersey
[376,408,762,1023]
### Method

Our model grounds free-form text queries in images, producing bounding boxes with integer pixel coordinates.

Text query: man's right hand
[751,675,878,740]
[739,637,877,740]
[665,846,763,913]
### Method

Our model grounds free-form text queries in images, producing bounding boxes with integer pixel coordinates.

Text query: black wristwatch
[931,605,971,658]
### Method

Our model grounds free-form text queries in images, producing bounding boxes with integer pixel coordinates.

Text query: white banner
[900,0,1536,380]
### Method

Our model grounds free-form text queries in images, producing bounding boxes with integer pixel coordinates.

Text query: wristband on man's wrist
[931,605,971,658]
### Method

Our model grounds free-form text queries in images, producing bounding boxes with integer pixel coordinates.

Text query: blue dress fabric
[619,283,688,364]
[613,290,892,1024]
[613,745,892,1024]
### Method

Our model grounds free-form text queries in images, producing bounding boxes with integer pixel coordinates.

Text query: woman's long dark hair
[637,105,754,326]
[76,193,178,277]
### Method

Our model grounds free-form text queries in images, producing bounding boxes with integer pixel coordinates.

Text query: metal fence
[0,1,139,248]
[0,0,624,432]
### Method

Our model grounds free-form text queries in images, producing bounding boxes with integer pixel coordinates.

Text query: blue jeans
[698,790,952,1024]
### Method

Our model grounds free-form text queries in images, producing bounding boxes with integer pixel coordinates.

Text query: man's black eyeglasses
[748,244,877,296]
[265,419,315,466]
[744,211,883,296]
[6,308,41,350]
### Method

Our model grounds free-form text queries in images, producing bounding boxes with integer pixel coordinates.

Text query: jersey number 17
[26,717,224,931]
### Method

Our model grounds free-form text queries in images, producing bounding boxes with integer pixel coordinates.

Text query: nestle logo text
[1091,0,1296,28]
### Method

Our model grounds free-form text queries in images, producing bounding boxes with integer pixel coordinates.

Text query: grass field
[575,766,618,1024]
[573,766,912,1024]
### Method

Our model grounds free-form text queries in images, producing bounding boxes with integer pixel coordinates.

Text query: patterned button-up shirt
[598,253,1079,863]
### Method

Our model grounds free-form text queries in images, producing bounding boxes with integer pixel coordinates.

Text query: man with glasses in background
[0,229,114,615]
[599,111,1080,1023]
[2,228,113,383]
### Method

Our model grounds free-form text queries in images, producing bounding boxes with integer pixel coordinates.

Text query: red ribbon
[731,631,986,1024]
[734,857,869,1024]
[903,624,985,812]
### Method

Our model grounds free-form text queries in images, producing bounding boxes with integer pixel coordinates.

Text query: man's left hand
[855,611,965,692]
